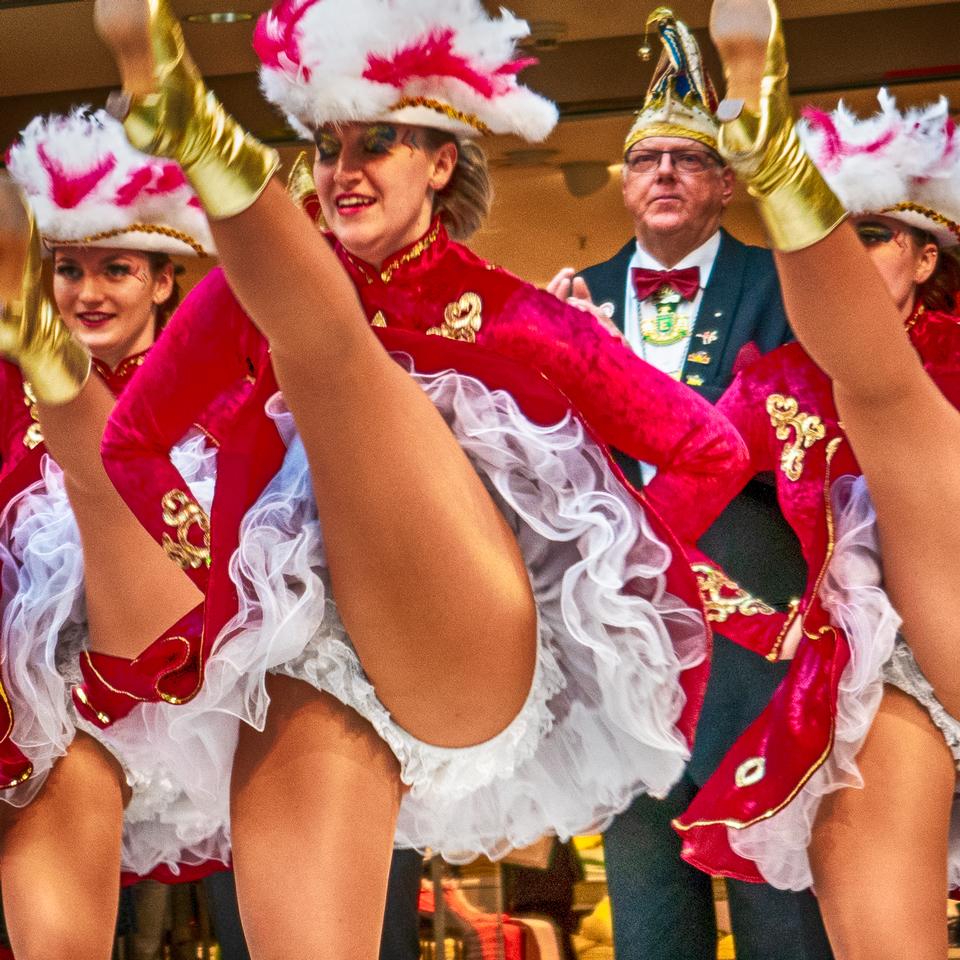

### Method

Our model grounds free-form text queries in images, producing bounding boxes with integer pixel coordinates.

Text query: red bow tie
[632,266,700,301]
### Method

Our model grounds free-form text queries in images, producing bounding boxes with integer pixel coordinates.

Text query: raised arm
[100,268,253,591]
[483,287,749,543]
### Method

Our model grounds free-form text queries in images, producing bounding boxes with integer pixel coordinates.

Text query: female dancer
[84,0,748,955]
[671,1,960,957]
[0,108,225,958]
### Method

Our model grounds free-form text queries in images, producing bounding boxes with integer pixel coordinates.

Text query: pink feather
[38,143,116,210]
[253,0,318,77]
[363,28,523,99]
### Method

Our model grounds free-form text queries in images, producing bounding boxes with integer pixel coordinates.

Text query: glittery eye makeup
[314,130,342,162]
[362,124,399,155]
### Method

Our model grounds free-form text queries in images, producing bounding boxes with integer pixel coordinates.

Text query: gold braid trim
[881,202,960,242]
[389,97,492,136]
[44,224,210,257]
[380,220,442,284]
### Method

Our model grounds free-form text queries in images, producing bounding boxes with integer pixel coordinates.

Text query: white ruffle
[0,431,228,876]
[726,473,960,890]
[151,363,706,864]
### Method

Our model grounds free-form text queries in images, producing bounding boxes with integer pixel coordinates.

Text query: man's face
[621,136,734,240]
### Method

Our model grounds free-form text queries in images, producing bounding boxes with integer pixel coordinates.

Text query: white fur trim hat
[800,90,960,248]
[6,108,215,257]
[254,0,558,141]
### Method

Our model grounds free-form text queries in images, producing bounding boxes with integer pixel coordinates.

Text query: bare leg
[38,383,204,658]
[710,0,960,717]
[809,687,955,960]
[231,675,402,960]
[96,0,537,747]
[0,732,129,960]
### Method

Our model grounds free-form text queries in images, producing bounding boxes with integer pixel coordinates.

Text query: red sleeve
[0,362,37,481]
[682,364,797,660]
[101,269,256,590]
[481,286,748,544]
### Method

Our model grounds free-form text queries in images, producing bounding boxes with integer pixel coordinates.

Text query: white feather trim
[7,108,215,257]
[256,0,558,141]
[799,90,960,247]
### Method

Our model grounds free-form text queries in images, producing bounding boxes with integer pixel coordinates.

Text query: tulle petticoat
[155,361,707,864]
[0,433,231,876]
[727,474,960,891]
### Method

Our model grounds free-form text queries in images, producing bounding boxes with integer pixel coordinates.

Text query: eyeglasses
[854,221,897,246]
[623,149,721,175]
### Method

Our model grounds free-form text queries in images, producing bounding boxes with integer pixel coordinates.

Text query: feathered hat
[800,90,960,248]
[6,108,215,257]
[254,0,558,141]
[624,7,720,155]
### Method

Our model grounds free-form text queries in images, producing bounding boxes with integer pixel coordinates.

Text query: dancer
[81,0,749,956]
[0,108,224,958]
[671,1,960,957]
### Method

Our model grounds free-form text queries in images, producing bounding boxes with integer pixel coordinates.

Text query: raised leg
[96,0,537,748]
[230,674,403,960]
[0,732,128,960]
[808,687,955,960]
[709,0,960,719]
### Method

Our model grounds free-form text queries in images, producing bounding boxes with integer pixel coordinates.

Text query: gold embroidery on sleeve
[371,311,387,328]
[766,393,826,481]
[692,564,776,623]
[161,490,211,570]
[427,292,483,343]
[21,381,42,449]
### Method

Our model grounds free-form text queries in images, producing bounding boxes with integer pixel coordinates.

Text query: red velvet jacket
[89,220,749,746]
[669,307,960,881]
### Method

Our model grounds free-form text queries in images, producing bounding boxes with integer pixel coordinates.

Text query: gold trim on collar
[379,220,442,284]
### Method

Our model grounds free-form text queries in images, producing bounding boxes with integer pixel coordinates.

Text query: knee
[10,915,114,960]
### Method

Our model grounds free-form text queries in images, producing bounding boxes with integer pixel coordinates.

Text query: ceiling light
[520,21,566,52]
[184,11,254,24]
[561,161,612,198]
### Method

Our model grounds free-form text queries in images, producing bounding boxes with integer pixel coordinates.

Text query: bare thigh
[0,731,127,960]
[230,674,403,960]
[809,686,955,960]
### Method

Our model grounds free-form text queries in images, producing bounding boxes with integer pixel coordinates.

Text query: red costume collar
[92,349,150,397]
[332,218,449,288]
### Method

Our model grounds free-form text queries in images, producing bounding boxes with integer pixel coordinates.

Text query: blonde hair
[422,130,492,241]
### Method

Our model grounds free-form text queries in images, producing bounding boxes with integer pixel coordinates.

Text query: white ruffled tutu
[129,361,706,866]
[0,432,231,876]
[727,473,960,891]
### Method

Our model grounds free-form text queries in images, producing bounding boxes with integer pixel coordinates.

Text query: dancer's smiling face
[312,122,457,269]
[53,246,174,370]
[852,214,939,320]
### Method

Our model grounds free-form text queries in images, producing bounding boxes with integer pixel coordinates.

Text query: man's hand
[546,268,624,342]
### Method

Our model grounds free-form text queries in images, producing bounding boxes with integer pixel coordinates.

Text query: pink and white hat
[800,90,960,248]
[254,0,558,141]
[6,108,215,257]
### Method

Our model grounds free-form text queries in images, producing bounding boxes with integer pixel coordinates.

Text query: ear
[718,165,735,208]
[429,140,458,193]
[151,261,175,306]
[915,242,939,286]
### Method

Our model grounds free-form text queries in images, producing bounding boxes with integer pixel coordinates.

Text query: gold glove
[0,181,90,405]
[96,0,279,220]
[710,0,846,251]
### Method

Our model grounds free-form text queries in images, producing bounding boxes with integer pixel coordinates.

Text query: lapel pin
[688,351,712,365]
